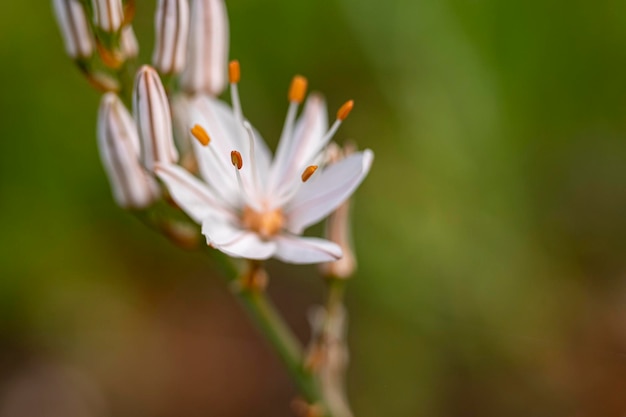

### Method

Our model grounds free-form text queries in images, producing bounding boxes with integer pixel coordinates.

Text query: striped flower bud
[97,93,160,209]
[52,0,94,60]
[120,26,139,59]
[91,0,124,33]
[152,0,189,75]
[133,66,179,171]
[180,0,229,96]
[320,143,358,279]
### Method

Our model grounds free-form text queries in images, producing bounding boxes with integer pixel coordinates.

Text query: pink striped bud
[180,0,229,95]
[97,93,160,209]
[153,0,189,75]
[91,0,124,33]
[133,66,179,171]
[52,0,94,59]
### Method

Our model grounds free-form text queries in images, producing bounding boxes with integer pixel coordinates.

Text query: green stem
[236,288,323,404]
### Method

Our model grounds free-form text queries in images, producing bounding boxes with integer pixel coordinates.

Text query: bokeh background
[2,0,626,416]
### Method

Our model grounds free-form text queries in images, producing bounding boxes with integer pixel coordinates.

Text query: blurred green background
[2,0,626,416]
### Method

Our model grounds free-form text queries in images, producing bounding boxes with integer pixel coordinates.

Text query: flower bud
[52,0,94,60]
[180,0,229,96]
[91,0,124,33]
[120,26,139,59]
[152,0,189,75]
[133,66,179,171]
[320,143,358,279]
[97,93,160,209]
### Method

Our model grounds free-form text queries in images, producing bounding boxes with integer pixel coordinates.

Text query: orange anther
[231,150,243,169]
[289,75,308,103]
[301,165,318,182]
[229,60,241,84]
[336,100,354,121]
[190,124,210,146]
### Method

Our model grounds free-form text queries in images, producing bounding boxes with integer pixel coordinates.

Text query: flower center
[242,206,284,239]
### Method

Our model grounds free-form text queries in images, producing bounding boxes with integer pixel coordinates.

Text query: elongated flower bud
[91,0,124,33]
[98,93,160,209]
[152,0,189,75]
[52,0,94,59]
[133,66,179,171]
[120,26,139,59]
[320,143,357,279]
[180,0,229,95]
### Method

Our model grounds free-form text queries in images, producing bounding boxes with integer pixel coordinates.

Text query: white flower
[155,62,373,264]
[91,0,124,33]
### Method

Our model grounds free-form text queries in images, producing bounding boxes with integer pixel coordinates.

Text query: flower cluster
[53,0,373,265]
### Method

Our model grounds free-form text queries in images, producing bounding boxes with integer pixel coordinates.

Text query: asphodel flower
[52,0,94,60]
[133,65,179,171]
[152,0,189,75]
[156,62,373,263]
[98,93,160,209]
[120,26,139,59]
[91,0,124,33]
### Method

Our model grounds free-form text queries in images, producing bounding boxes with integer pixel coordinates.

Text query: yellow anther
[190,124,211,146]
[288,75,308,103]
[336,100,354,121]
[231,150,243,169]
[229,60,241,84]
[301,165,318,182]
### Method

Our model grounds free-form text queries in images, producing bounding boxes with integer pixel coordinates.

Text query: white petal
[152,0,189,75]
[285,150,373,233]
[270,94,328,196]
[274,235,342,264]
[155,163,234,223]
[201,219,276,260]
[187,96,271,204]
[180,0,229,96]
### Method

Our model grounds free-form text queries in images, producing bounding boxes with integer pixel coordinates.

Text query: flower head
[156,63,373,264]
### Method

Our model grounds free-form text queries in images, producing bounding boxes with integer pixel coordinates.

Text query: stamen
[337,100,354,121]
[229,60,241,84]
[190,124,210,146]
[301,165,318,182]
[243,121,260,192]
[288,75,308,104]
[230,150,243,169]
[229,59,244,125]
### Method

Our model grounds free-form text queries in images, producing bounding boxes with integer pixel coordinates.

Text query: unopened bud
[52,0,94,60]
[133,65,179,171]
[120,26,139,59]
[320,144,357,279]
[91,0,124,33]
[152,0,189,75]
[97,93,160,209]
[180,0,229,95]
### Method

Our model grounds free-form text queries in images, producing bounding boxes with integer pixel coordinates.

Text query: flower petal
[285,149,373,233]
[201,218,276,260]
[270,94,328,196]
[155,163,234,223]
[274,235,342,264]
